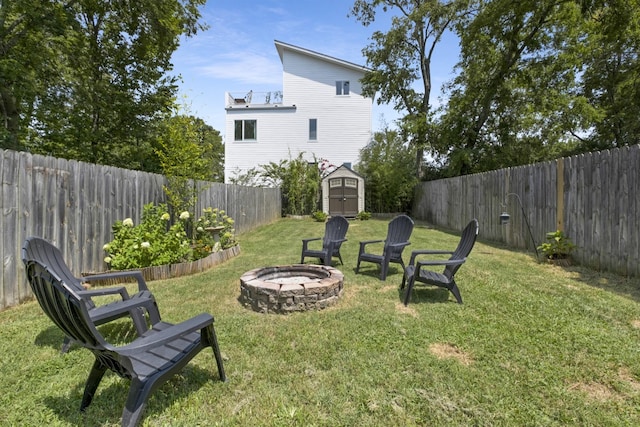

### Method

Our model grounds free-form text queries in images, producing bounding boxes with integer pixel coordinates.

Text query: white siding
[224,43,372,183]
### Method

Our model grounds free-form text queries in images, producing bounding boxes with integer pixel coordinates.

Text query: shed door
[329,177,358,216]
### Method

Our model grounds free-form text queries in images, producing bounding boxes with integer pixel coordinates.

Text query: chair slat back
[445,219,479,278]
[384,215,414,258]
[24,260,102,349]
[323,216,349,249]
[22,237,96,310]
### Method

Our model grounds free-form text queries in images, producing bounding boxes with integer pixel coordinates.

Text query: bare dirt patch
[568,382,619,402]
[618,367,640,392]
[429,342,473,366]
[396,302,418,317]
[630,319,640,329]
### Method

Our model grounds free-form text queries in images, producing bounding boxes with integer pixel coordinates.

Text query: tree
[350,0,470,179]
[435,0,588,175]
[356,127,417,213]
[0,0,71,150]
[579,0,640,150]
[155,111,223,216]
[1,0,208,172]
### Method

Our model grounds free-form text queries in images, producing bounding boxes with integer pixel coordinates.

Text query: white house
[224,40,373,184]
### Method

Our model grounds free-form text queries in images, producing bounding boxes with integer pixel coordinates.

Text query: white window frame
[309,118,317,141]
[234,119,257,141]
[335,80,350,95]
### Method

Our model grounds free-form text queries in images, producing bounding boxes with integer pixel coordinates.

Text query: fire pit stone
[240,264,344,314]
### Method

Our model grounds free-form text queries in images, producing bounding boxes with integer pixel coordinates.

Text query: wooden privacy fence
[0,149,281,311]
[412,144,640,278]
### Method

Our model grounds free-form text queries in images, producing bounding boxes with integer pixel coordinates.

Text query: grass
[2,217,640,426]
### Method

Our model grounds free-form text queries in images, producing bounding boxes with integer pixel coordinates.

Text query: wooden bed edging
[82,245,241,285]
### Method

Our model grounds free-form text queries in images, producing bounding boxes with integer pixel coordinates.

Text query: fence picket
[0,149,281,310]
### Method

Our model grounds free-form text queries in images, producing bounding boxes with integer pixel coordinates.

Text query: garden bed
[82,245,241,285]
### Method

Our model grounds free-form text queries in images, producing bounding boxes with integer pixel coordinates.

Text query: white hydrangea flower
[141,241,150,248]
[123,218,134,227]
[161,213,170,221]
[102,243,110,251]
[179,211,190,220]
[104,257,112,264]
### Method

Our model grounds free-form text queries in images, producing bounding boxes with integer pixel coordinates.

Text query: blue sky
[170,0,461,138]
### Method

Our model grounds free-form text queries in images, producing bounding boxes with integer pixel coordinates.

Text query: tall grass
[1,218,639,426]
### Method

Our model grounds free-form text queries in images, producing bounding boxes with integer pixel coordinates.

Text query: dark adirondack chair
[356,214,415,280]
[22,256,227,427]
[300,215,349,266]
[401,219,479,305]
[22,237,159,353]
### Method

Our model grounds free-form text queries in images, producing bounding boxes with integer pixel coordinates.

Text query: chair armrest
[416,258,466,269]
[408,249,454,265]
[329,238,347,244]
[302,237,321,243]
[359,239,383,253]
[116,313,214,355]
[82,270,149,292]
[76,286,130,299]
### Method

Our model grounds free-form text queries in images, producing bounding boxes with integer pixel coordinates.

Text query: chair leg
[61,336,72,353]
[380,262,388,281]
[121,378,152,427]
[202,325,227,382]
[80,359,108,411]
[449,281,463,304]
[356,257,361,273]
[337,253,343,265]
[403,276,415,306]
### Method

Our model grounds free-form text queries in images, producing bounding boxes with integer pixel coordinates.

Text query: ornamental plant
[537,230,577,260]
[192,208,238,259]
[103,203,191,270]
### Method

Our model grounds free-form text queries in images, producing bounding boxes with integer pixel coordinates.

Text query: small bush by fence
[0,149,281,310]
[412,144,640,278]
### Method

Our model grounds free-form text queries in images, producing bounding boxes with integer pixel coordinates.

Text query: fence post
[556,158,564,232]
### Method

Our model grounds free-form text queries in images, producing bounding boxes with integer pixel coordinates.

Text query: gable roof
[274,40,369,74]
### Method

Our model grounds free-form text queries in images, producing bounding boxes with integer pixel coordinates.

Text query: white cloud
[196,51,282,86]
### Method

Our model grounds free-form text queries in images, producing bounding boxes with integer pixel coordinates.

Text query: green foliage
[537,230,577,260]
[104,204,239,269]
[103,204,191,270]
[356,211,372,220]
[1,0,210,173]
[350,0,469,177]
[156,110,223,215]
[254,152,321,216]
[192,208,238,259]
[356,128,417,213]
[311,211,328,222]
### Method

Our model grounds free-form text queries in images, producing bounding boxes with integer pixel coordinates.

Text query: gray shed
[321,165,365,217]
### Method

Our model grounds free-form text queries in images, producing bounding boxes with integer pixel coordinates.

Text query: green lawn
[2,217,640,426]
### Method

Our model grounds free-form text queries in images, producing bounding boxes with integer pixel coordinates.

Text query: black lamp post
[500,193,539,259]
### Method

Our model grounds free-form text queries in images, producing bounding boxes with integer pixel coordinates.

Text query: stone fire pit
[239,264,344,314]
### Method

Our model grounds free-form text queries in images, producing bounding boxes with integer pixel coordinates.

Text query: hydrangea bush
[103,204,238,270]
[192,208,238,259]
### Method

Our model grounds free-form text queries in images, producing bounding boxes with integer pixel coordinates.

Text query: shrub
[192,208,238,259]
[103,203,191,270]
[311,211,328,222]
[537,230,576,260]
[104,204,238,270]
[356,211,371,221]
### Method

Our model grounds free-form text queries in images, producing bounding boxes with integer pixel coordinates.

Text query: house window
[234,119,257,141]
[335,80,350,95]
[309,119,317,140]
